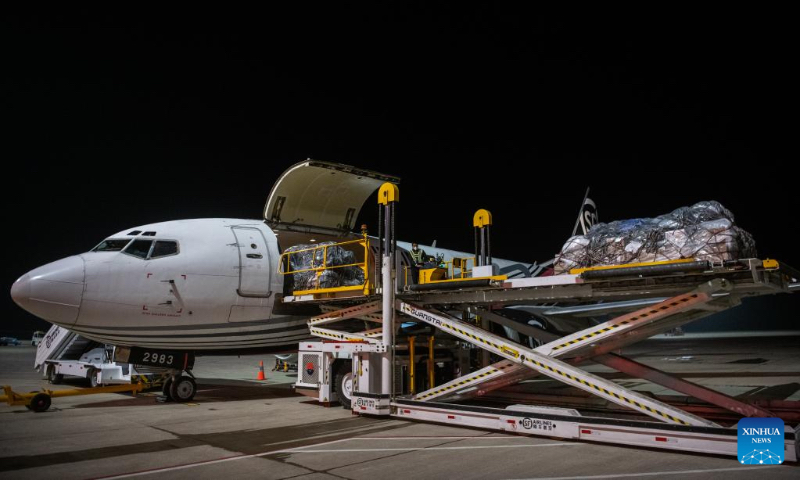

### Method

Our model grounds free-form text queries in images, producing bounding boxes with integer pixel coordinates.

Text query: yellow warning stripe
[415,364,511,400]
[521,355,689,425]
[309,328,363,342]
[310,302,381,324]
[569,258,696,275]
[551,294,699,351]
[421,306,691,425]
[438,323,512,354]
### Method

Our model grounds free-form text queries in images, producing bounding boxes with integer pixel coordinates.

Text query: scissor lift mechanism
[292,184,799,462]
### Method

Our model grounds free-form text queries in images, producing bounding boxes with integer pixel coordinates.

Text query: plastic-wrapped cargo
[554,201,757,274]
[340,266,366,286]
[293,271,317,291]
[313,242,356,268]
[284,242,364,290]
[284,244,314,273]
[317,270,341,289]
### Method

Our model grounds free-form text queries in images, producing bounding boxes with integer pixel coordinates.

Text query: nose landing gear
[159,372,197,402]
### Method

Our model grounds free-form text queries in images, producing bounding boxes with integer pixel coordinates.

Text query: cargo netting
[554,201,756,274]
[285,241,365,290]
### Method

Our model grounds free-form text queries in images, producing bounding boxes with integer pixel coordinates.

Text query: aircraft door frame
[231,226,272,297]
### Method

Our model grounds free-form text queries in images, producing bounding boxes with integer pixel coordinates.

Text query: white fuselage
[11,218,311,351]
[11,218,541,354]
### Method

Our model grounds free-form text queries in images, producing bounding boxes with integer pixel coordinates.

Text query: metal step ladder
[34,325,97,371]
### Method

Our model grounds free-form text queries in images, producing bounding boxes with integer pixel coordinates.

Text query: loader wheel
[87,368,99,388]
[334,362,353,410]
[29,393,51,412]
[169,375,197,402]
[47,366,63,385]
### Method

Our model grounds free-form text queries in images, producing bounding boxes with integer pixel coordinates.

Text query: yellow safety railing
[446,257,474,279]
[279,231,371,296]
[404,256,476,286]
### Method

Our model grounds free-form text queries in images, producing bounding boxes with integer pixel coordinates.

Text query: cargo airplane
[11,160,600,402]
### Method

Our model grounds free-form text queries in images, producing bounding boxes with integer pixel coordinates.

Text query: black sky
[3,8,797,335]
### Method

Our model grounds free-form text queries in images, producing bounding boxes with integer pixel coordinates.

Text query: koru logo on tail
[579,198,598,235]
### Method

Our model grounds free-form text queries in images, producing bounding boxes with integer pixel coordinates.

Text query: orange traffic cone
[257,360,266,381]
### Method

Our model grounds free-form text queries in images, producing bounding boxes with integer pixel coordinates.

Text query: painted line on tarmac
[97,436,574,479]
[259,420,404,447]
[96,422,401,479]
[283,443,577,453]
[343,435,535,440]
[507,465,786,480]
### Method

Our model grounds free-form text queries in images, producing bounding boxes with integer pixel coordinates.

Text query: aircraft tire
[169,375,197,402]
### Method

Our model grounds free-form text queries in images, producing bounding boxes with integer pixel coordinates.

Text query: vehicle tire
[29,393,51,412]
[25,391,39,410]
[87,368,99,388]
[334,362,353,410]
[47,366,63,385]
[169,375,197,402]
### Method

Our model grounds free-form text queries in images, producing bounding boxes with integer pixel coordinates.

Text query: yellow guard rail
[279,231,372,297]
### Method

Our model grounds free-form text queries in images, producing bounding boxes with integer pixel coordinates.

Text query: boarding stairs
[34,325,97,371]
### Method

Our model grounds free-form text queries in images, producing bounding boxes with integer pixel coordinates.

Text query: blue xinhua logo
[738,417,784,465]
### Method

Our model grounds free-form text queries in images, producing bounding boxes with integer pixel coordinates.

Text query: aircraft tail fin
[571,187,599,237]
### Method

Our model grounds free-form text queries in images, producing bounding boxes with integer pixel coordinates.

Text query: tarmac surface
[1,335,799,480]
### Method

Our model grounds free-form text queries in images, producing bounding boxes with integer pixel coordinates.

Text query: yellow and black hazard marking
[522,356,690,425]
[415,364,512,400]
[311,302,382,325]
[309,327,364,342]
[309,316,337,324]
[402,302,710,427]
[551,294,700,352]
[438,322,514,354]
[131,375,151,386]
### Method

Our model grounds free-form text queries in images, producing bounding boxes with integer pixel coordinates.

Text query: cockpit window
[127,230,142,236]
[123,240,154,259]
[151,241,179,258]
[142,231,157,236]
[93,239,131,252]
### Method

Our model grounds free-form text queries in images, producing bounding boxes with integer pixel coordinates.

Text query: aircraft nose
[10,274,31,305]
[11,255,86,325]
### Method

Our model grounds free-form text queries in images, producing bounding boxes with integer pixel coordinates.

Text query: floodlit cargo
[554,201,757,274]
[285,241,365,290]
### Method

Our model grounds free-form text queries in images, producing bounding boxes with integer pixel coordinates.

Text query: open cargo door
[264,160,399,234]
